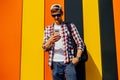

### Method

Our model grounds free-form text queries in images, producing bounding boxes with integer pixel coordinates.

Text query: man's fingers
[70,59,73,61]
[54,34,60,37]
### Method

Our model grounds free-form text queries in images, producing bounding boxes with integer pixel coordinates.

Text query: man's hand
[49,32,61,43]
[43,32,61,49]
[71,57,79,65]
[71,49,83,65]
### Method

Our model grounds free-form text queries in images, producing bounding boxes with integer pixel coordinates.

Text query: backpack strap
[65,22,74,40]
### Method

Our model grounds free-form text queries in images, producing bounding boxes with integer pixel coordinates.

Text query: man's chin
[55,21,60,24]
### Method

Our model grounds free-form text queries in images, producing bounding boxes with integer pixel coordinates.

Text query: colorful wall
[0,0,120,80]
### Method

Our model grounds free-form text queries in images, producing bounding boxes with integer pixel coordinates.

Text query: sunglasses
[52,14,61,17]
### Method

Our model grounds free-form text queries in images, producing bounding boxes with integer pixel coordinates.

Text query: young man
[43,4,84,80]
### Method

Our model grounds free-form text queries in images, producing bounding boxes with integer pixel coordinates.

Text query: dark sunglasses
[52,14,61,17]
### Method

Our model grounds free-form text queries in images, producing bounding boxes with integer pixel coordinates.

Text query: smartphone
[54,29,60,33]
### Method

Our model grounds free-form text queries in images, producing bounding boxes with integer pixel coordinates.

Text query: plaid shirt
[42,22,84,66]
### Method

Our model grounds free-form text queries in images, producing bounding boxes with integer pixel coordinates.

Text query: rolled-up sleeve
[70,23,85,51]
[42,27,48,50]
[42,27,53,51]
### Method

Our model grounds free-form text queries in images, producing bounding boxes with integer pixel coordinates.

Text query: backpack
[66,22,88,62]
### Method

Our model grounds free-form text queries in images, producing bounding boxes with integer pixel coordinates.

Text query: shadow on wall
[85,52,102,80]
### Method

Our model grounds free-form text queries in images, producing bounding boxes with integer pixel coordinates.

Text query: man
[42,4,84,80]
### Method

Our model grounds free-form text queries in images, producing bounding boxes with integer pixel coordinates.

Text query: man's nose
[54,16,59,19]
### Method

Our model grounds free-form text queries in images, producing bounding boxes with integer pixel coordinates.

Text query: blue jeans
[52,62,77,80]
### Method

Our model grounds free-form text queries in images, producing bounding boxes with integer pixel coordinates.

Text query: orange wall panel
[0,0,22,80]
[113,0,120,80]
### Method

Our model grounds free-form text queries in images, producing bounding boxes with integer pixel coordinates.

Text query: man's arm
[43,36,53,50]
[42,27,52,51]
[72,49,83,65]
[76,49,83,59]
[70,23,85,64]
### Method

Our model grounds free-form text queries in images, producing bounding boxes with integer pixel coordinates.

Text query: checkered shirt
[42,22,84,66]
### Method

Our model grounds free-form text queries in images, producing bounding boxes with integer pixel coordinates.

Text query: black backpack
[66,22,88,62]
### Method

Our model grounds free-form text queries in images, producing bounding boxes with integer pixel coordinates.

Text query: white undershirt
[53,24,65,62]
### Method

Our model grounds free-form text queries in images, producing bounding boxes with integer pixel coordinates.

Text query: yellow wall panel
[21,0,44,80]
[82,0,102,80]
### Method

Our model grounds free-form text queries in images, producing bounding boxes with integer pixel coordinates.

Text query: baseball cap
[50,4,62,11]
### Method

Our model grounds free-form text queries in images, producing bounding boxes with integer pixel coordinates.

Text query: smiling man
[42,4,85,80]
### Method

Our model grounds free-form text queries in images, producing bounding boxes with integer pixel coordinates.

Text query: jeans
[52,62,77,80]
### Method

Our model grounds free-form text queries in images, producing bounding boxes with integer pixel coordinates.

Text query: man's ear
[61,12,63,15]
[60,10,63,15]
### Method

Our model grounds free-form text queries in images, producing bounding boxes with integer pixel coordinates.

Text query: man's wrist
[75,56,81,61]
[49,38,53,44]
